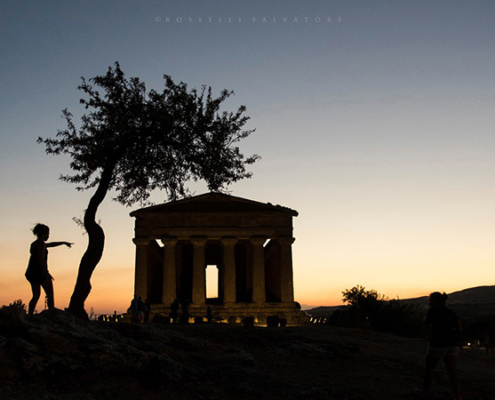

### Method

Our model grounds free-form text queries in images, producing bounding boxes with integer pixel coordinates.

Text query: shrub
[1,299,27,314]
[329,286,424,337]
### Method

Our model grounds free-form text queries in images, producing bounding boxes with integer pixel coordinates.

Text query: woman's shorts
[427,345,459,358]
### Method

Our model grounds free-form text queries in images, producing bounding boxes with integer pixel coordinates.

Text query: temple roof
[130,192,298,217]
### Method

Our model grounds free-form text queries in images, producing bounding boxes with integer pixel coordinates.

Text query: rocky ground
[0,307,493,400]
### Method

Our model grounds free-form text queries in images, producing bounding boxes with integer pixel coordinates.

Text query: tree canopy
[342,285,386,307]
[38,62,259,318]
[40,62,259,206]
[337,285,423,336]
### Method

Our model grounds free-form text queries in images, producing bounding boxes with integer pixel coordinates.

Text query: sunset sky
[1,1,494,314]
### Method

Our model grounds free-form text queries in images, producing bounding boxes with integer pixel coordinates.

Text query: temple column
[221,237,238,304]
[191,237,207,305]
[133,238,150,300]
[251,237,266,303]
[279,237,295,303]
[161,237,178,306]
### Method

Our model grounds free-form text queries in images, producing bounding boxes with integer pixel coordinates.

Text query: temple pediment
[130,192,298,217]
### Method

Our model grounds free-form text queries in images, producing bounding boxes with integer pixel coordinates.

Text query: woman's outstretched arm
[46,241,73,248]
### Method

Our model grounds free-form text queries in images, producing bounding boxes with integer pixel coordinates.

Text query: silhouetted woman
[25,224,73,315]
[415,292,462,400]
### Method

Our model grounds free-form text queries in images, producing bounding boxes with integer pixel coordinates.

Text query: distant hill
[401,285,495,306]
[307,285,495,318]
[305,305,346,317]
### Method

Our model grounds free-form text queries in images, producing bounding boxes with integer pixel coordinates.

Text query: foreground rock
[0,307,493,399]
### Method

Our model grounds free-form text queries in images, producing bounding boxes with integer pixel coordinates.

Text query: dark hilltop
[0,300,494,400]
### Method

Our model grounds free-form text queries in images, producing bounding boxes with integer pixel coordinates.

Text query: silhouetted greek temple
[130,192,308,324]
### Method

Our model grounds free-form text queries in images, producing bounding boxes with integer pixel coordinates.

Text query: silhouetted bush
[371,300,423,337]
[1,299,27,314]
[326,286,424,337]
[462,317,495,344]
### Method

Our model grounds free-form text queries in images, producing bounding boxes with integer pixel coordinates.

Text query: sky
[1,0,494,314]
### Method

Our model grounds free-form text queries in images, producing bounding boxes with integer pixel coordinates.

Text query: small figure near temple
[137,296,145,322]
[414,292,462,400]
[170,299,179,324]
[180,299,190,324]
[480,334,494,355]
[206,306,213,323]
[129,295,141,323]
[143,298,151,323]
[25,223,73,315]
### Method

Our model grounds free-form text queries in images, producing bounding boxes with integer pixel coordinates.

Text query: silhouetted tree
[38,62,259,319]
[342,285,386,325]
[340,285,423,336]
[342,285,385,307]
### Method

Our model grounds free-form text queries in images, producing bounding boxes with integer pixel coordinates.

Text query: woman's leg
[444,355,461,400]
[423,354,439,395]
[41,276,55,309]
[28,281,41,315]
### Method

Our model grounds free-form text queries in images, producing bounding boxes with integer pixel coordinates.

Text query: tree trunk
[68,164,114,319]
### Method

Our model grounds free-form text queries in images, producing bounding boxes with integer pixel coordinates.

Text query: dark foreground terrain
[0,308,493,400]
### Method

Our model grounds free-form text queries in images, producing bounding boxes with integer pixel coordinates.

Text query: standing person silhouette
[180,298,190,324]
[25,224,73,315]
[170,298,179,324]
[414,292,463,400]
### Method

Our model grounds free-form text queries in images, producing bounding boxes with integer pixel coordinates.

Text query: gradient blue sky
[1,1,494,313]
